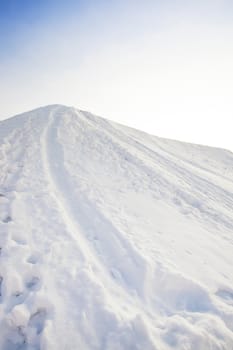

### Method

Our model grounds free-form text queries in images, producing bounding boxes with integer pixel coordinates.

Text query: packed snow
[0,105,233,350]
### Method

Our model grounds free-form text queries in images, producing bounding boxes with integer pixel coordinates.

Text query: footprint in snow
[29,308,47,334]
[12,290,26,302]
[2,215,12,223]
[12,236,27,246]
[27,254,39,265]
[25,276,41,291]
[6,291,27,312]
[110,268,123,283]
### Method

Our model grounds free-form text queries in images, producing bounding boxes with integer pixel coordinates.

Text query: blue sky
[0,0,88,58]
[1,0,233,150]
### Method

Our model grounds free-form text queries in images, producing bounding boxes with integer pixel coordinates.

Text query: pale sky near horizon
[1,0,233,150]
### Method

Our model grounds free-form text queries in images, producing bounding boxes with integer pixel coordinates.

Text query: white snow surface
[0,104,233,350]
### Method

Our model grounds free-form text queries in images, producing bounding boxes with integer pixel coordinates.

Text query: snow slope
[0,104,233,350]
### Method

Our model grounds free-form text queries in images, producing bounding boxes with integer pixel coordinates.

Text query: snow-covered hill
[0,105,233,350]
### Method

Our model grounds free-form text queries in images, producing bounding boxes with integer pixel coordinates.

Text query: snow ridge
[0,105,233,349]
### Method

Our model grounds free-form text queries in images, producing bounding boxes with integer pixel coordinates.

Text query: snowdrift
[0,105,233,349]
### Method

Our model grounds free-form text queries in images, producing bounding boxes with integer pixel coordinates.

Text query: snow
[0,104,233,349]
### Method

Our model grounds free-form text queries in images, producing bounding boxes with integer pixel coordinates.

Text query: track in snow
[41,107,160,349]
[42,107,147,296]
[0,120,50,350]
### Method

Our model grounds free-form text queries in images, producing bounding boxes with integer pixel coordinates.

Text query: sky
[0,0,233,150]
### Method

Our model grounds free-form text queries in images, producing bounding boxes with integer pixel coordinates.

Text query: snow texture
[0,104,233,349]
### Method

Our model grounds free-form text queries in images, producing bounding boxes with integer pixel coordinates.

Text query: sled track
[41,107,152,304]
